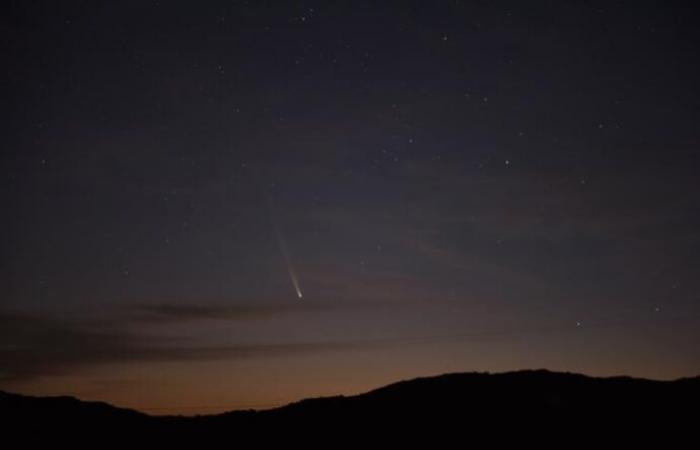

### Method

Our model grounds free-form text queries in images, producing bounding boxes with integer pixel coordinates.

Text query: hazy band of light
[275,226,303,299]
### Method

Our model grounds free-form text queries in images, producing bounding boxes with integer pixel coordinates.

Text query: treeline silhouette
[3,370,698,445]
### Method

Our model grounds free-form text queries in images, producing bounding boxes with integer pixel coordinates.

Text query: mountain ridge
[3,369,699,444]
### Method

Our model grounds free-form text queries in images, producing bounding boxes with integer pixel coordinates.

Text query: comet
[275,226,303,299]
[269,198,303,299]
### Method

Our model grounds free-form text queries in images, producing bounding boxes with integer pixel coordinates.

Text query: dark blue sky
[2,1,699,413]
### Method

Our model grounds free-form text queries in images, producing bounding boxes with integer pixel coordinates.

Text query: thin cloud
[132,302,325,323]
[0,311,373,383]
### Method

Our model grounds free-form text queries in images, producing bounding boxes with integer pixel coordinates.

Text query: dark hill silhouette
[3,370,699,445]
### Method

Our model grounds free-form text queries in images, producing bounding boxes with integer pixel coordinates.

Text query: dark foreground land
[2,370,698,445]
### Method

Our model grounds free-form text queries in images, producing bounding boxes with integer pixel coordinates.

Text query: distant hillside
[3,370,698,444]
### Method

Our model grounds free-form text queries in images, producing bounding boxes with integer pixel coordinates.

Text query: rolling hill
[3,370,698,444]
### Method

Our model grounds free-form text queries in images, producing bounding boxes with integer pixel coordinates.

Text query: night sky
[2,1,700,414]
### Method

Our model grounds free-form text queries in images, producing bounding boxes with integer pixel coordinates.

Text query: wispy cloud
[131,302,325,323]
[0,311,374,383]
